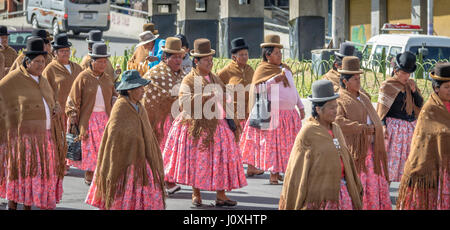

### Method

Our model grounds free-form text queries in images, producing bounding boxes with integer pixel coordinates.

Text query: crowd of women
[0,23,448,210]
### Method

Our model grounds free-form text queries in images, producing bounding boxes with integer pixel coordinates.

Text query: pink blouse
[264,68,304,111]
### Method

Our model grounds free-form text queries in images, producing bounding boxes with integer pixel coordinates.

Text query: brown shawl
[0,45,18,71]
[127,45,148,70]
[80,54,116,82]
[42,59,83,114]
[142,61,187,143]
[10,52,54,73]
[0,65,67,182]
[322,69,372,100]
[397,93,450,210]
[0,51,4,80]
[93,96,165,210]
[179,68,241,150]
[279,117,363,210]
[336,89,389,181]
[217,60,254,121]
[377,77,422,121]
[66,67,117,137]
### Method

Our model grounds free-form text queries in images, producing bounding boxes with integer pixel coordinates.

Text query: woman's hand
[299,108,305,120]
[52,103,61,118]
[408,79,417,93]
[146,56,159,62]
[383,125,389,139]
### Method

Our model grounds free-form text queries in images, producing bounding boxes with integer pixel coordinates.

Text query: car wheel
[32,15,39,29]
[53,19,60,35]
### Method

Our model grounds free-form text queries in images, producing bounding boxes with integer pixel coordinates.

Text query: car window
[409,46,450,61]
[388,46,402,62]
[8,32,32,46]
[362,44,372,59]
[373,45,388,61]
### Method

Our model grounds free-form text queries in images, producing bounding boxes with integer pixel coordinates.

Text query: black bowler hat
[86,30,104,45]
[89,43,110,58]
[32,29,50,43]
[335,42,355,58]
[430,62,450,81]
[231,37,249,54]
[308,80,340,103]
[0,26,9,36]
[395,51,417,73]
[24,37,48,56]
[116,69,151,91]
[51,33,72,49]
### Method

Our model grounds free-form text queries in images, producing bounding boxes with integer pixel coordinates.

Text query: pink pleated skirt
[239,109,302,173]
[85,162,165,210]
[67,112,108,172]
[385,117,416,182]
[159,115,174,153]
[359,144,392,210]
[163,116,248,191]
[0,131,64,209]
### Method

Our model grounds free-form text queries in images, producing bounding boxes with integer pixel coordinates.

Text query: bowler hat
[260,34,283,49]
[51,33,72,49]
[308,80,340,103]
[0,26,9,36]
[143,23,159,35]
[395,51,417,73]
[136,31,159,48]
[335,42,355,58]
[86,30,104,44]
[190,38,215,57]
[162,37,184,54]
[231,37,249,54]
[89,43,110,58]
[24,37,48,56]
[32,29,50,43]
[430,62,450,81]
[116,69,151,91]
[338,56,363,75]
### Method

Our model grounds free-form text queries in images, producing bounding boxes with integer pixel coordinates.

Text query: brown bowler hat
[430,62,450,81]
[190,38,215,57]
[260,34,283,49]
[143,23,159,35]
[162,37,185,54]
[338,56,363,74]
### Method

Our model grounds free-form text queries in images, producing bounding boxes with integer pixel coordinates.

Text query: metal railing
[110,4,149,18]
[0,10,26,19]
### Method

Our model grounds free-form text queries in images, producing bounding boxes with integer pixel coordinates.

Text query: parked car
[362,34,450,75]
[26,0,111,36]
[7,28,33,52]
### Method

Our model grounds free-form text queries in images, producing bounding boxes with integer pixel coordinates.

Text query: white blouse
[30,74,51,130]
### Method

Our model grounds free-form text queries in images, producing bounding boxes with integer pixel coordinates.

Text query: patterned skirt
[359,144,392,210]
[0,131,64,209]
[67,112,108,172]
[163,117,248,191]
[305,179,354,210]
[159,115,174,153]
[239,110,302,173]
[85,162,164,210]
[385,117,416,182]
[398,169,450,210]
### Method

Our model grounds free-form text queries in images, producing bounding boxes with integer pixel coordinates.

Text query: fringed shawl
[279,117,363,210]
[142,62,187,143]
[336,89,389,181]
[397,93,450,210]
[93,95,165,210]
[377,77,421,121]
[0,51,5,80]
[42,59,83,114]
[127,45,148,70]
[0,45,18,71]
[217,60,254,120]
[0,65,67,182]
[179,68,241,150]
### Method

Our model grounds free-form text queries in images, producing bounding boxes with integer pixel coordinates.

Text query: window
[157,4,170,14]
[388,46,402,62]
[8,32,32,46]
[373,45,388,61]
[69,0,107,4]
[195,0,207,12]
[410,46,450,61]
[362,44,372,59]
[239,0,250,4]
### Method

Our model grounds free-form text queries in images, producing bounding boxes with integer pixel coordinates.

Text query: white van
[362,34,450,73]
[26,0,111,35]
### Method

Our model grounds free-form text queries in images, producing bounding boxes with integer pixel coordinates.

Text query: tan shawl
[322,69,372,100]
[142,62,187,143]
[93,96,165,210]
[336,89,389,181]
[66,67,117,137]
[279,117,363,210]
[42,59,83,114]
[80,54,116,82]
[377,77,422,121]
[127,45,148,70]
[179,68,241,150]
[217,60,254,121]
[0,51,4,79]
[9,52,54,73]
[397,93,450,210]
[0,45,18,71]
[0,65,67,182]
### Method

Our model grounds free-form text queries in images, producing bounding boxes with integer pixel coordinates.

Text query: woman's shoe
[215,199,237,207]
[247,169,265,177]
[192,195,202,207]
[278,174,284,181]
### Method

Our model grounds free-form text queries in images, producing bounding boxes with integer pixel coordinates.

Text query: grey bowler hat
[308,80,340,103]
[89,43,110,58]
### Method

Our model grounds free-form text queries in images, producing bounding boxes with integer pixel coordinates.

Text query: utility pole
[427,0,433,35]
